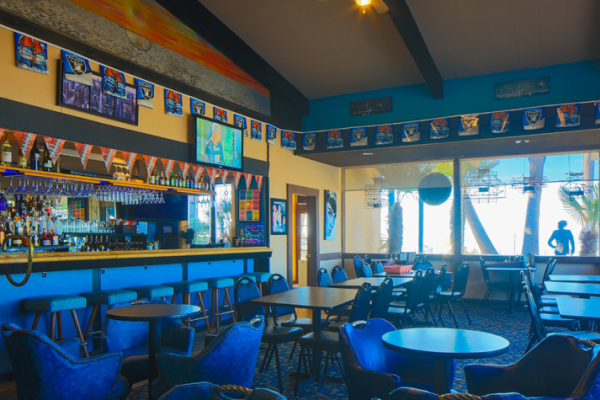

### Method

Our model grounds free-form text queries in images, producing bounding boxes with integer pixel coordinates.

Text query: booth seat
[158,382,286,400]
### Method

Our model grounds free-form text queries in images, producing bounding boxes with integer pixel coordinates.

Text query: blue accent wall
[302,60,600,131]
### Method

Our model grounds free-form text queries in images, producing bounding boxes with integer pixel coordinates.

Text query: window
[188,195,211,245]
[188,183,233,245]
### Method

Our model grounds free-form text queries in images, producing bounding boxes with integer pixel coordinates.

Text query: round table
[382,328,509,394]
[106,304,200,399]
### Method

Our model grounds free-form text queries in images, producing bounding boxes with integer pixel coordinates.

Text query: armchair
[1,323,129,400]
[102,300,194,385]
[339,319,451,400]
[159,382,287,400]
[150,317,264,400]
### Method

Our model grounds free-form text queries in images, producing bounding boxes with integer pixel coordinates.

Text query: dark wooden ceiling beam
[155,0,309,115]
[386,0,444,99]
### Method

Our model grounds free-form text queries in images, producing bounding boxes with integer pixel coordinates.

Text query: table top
[485,262,529,272]
[557,297,600,320]
[329,277,413,289]
[549,275,600,283]
[249,286,357,311]
[105,304,201,322]
[545,281,600,297]
[382,328,510,359]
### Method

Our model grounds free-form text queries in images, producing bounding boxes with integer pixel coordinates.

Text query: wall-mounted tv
[194,115,243,171]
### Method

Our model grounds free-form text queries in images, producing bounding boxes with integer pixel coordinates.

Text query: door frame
[287,184,319,286]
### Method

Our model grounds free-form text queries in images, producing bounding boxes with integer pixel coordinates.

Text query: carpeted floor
[126,299,546,399]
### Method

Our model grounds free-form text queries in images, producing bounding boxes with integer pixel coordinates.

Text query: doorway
[287,185,319,287]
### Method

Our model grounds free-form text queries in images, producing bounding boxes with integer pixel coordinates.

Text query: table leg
[311,310,323,377]
[148,321,162,400]
[433,359,453,395]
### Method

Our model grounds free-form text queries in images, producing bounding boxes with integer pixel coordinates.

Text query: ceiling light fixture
[362,152,373,156]
[515,140,530,144]
[355,0,371,13]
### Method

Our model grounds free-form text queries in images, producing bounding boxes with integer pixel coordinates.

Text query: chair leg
[49,312,57,341]
[171,293,177,304]
[57,312,63,341]
[70,310,89,358]
[85,305,99,336]
[427,304,438,327]
[447,301,458,329]
[436,301,446,327]
[196,291,211,334]
[289,340,298,361]
[273,344,283,393]
[223,288,236,323]
[294,347,306,397]
[333,351,345,380]
[31,312,42,331]
[460,298,472,324]
[259,344,271,373]
[212,288,220,334]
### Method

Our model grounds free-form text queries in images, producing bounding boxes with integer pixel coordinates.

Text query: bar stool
[248,272,272,295]
[23,294,89,357]
[126,284,174,301]
[205,277,236,334]
[165,280,211,332]
[81,289,138,336]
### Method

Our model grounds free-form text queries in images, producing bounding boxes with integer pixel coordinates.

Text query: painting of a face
[324,190,337,241]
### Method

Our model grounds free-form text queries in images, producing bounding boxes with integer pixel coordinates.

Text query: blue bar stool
[23,294,89,357]
[126,284,174,301]
[205,277,236,334]
[165,280,211,332]
[81,289,138,336]
[249,272,273,295]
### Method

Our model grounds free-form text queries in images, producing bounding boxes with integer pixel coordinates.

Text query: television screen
[194,115,243,171]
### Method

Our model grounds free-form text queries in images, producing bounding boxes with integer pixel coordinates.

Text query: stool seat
[127,285,174,299]
[166,281,209,293]
[24,295,87,313]
[236,274,257,283]
[249,272,272,283]
[205,277,235,289]
[81,290,138,306]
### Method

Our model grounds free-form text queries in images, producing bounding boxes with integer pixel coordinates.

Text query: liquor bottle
[17,146,27,169]
[149,170,156,185]
[0,220,5,246]
[1,139,12,166]
[94,235,100,251]
[200,176,205,191]
[42,144,53,172]
[30,144,41,170]
[178,171,183,188]
[33,40,47,72]
[159,171,165,186]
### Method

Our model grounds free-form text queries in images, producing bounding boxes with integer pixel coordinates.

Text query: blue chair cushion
[250,272,272,283]
[126,285,174,299]
[121,346,189,386]
[23,295,87,312]
[205,277,235,289]
[166,281,209,294]
[81,290,138,306]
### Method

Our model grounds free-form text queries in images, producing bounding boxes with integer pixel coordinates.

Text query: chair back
[451,263,470,295]
[479,257,491,285]
[348,282,373,323]
[370,278,394,319]
[372,261,385,274]
[354,256,365,278]
[404,270,425,313]
[542,258,557,283]
[364,255,372,265]
[266,274,297,321]
[332,265,349,283]
[416,268,437,306]
[523,253,535,268]
[412,259,433,271]
[522,271,547,344]
[317,268,333,287]
[363,263,374,277]
[434,265,447,296]
[234,277,266,322]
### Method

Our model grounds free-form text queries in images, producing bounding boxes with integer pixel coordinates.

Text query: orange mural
[69,0,269,97]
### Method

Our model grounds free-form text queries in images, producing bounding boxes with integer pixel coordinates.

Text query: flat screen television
[194,115,243,171]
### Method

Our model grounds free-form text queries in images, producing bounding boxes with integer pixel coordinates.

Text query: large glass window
[188,183,233,245]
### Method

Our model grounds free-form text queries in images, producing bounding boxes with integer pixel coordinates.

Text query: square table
[249,286,357,332]
[329,277,413,289]
[556,296,600,330]
[485,262,532,313]
[545,281,600,298]
[549,275,600,284]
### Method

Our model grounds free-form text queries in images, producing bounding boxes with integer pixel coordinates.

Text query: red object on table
[384,265,412,274]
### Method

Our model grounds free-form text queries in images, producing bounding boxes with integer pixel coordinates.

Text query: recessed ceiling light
[356,0,371,5]
[515,140,530,144]
[362,152,373,156]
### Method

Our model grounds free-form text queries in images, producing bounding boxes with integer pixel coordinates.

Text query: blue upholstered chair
[339,319,450,400]
[1,323,130,400]
[465,334,600,399]
[101,300,194,385]
[354,256,366,278]
[150,317,265,400]
[332,265,349,283]
[158,382,286,400]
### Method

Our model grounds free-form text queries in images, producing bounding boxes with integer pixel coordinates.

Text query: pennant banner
[190,98,205,116]
[251,120,262,141]
[350,127,368,146]
[234,114,247,137]
[0,129,4,144]
[221,169,229,184]
[303,133,317,151]
[208,167,217,185]
[43,136,66,164]
[233,171,242,189]
[101,66,126,99]
[267,125,277,145]
[61,50,92,86]
[165,89,183,117]
[13,131,37,160]
[161,158,175,177]
[213,107,228,122]
[134,78,154,109]
[244,173,253,189]
[74,142,93,169]
[326,130,343,149]
[281,131,297,150]
[255,175,264,193]
[458,115,479,136]
[179,161,190,178]
[15,33,48,75]
[192,165,205,184]
[143,155,157,176]
[99,147,117,172]
[121,151,137,174]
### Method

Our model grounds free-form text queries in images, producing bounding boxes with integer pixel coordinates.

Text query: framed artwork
[244,224,265,246]
[271,198,287,235]
[239,189,260,221]
[324,190,337,241]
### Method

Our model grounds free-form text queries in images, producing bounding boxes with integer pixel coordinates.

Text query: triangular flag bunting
[244,173,253,189]
[179,161,190,178]
[121,151,137,173]
[233,171,242,189]
[255,175,264,192]
[13,131,37,160]
[99,147,118,172]
[0,129,4,143]
[43,136,66,164]
[74,142,94,169]
[161,158,175,177]
[220,170,229,184]
[208,167,217,185]
[192,165,205,184]
[143,155,157,176]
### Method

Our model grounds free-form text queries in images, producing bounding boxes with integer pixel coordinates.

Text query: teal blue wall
[302,60,600,131]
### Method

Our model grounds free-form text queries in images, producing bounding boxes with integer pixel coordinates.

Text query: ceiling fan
[318,0,389,14]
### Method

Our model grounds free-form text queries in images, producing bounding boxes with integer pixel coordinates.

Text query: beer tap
[2,235,33,287]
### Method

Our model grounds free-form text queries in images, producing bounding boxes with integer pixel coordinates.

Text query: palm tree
[522,156,546,254]
[559,184,599,256]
